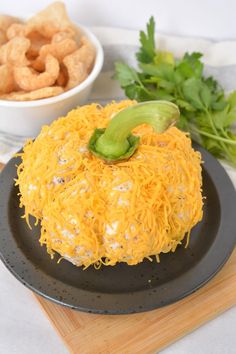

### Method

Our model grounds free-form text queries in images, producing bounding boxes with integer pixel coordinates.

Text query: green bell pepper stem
[88,101,180,163]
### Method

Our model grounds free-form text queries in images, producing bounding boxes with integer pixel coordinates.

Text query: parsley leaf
[114,17,236,166]
[176,52,203,79]
[114,62,141,87]
[136,16,156,64]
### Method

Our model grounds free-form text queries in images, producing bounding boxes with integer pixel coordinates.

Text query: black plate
[0,144,235,314]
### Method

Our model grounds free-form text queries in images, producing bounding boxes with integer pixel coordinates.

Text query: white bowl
[0,25,104,137]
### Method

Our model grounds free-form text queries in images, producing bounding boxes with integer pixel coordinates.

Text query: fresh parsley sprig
[114,17,236,166]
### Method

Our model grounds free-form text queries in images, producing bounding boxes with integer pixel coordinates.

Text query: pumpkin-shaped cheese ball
[16,100,203,268]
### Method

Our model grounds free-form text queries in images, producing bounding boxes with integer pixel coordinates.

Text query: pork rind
[0,30,7,46]
[63,38,96,90]
[0,36,30,66]
[78,36,96,72]
[14,54,60,91]
[26,2,75,38]
[27,31,50,59]
[0,15,22,45]
[0,64,14,93]
[0,86,63,101]
[6,23,28,40]
[63,51,88,89]
[32,38,78,71]
[0,2,96,101]
[0,14,21,32]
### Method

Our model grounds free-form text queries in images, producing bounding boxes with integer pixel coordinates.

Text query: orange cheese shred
[16,100,203,268]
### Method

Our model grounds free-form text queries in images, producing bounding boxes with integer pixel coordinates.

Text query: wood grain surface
[36,250,236,354]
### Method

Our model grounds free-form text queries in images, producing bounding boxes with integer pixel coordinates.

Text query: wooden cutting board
[0,163,235,353]
[35,250,236,354]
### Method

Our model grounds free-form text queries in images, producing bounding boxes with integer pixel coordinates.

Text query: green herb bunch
[114,17,236,166]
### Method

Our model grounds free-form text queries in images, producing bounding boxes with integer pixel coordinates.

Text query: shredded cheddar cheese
[16,100,203,268]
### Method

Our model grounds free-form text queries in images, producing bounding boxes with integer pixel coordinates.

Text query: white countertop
[0,1,236,353]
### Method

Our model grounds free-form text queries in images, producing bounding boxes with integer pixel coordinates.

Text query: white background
[1,0,236,40]
[0,1,236,354]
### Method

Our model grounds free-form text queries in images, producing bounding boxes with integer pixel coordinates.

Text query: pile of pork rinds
[0,2,96,101]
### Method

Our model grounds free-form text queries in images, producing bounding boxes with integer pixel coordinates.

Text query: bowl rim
[0,24,104,107]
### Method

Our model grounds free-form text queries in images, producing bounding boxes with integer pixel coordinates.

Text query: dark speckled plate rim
[0,144,235,314]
